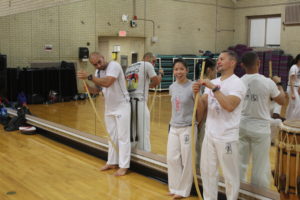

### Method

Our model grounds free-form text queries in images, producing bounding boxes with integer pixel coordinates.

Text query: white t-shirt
[239,74,280,134]
[205,74,246,142]
[270,101,282,115]
[95,61,129,115]
[125,61,157,100]
[288,64,300,87]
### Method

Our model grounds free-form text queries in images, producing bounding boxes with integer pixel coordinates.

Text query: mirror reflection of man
[77,52,131,176]
[125,52,163,152]
[193,50,246,200]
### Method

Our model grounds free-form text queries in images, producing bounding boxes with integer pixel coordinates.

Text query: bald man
[125,52,163,152]
[77,52,131,176]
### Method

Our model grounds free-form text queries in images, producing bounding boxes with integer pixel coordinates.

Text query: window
[248,16,281,47]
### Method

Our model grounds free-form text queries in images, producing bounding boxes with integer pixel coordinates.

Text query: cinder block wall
[234,0,300,56]
[0,0,235,68]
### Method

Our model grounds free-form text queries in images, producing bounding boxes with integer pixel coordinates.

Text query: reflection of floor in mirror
[27,92,171,156]
[0,129,200,199]
[27,92,282,192]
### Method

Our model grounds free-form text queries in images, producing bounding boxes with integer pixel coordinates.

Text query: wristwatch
[87,74,93,81]
[276,82,283,86]
[212,85,220,93]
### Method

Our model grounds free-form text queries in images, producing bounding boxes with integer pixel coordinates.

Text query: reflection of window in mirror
[132,53,138,64]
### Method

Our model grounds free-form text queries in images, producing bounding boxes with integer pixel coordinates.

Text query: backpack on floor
[4,106,27,131]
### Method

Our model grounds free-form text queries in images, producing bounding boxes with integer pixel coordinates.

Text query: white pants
[286,86,300,120]
[196,122,206,170]
[105,103,131,168]
[201,135,240,200]
[239,128,271,187]
[130,98,151,152]
[270,119,281,144]
[167,126,196,197]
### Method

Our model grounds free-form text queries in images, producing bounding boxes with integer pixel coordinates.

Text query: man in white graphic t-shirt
[125,52,163,152]
[77,52,131,176]
[239,51,285,187]
[193,50,246,200]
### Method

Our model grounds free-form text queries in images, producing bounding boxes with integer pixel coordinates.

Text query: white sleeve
[94,69,99,77]
[146,62,157,78]
[106,62,120,78]
[290,65,297,75]
[269,79,280,98]
[169,84,173,96]
[228,80,246,100]
[204,86,210,95]
[273,103,281,114]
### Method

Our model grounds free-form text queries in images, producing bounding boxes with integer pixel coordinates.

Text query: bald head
[143,52,156,66]
[89,52,107,70]
[143,52,154,60]
[89,52,104,60]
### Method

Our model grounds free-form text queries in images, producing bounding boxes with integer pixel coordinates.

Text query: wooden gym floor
[25,92,279,191]
[0,129,200,200]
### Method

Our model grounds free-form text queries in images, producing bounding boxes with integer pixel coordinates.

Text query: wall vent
[285,4,300,25]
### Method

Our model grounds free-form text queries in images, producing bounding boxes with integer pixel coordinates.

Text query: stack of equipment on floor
[6,61,78,103]
[228,44,293,89]
[0,54,7,98]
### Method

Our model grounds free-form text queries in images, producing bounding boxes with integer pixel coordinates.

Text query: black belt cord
[130,98,134,142]
[134,98,139,141]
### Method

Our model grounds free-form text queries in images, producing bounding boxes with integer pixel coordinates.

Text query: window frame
[247,14,281,48]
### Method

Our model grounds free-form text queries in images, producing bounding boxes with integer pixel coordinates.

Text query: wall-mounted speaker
[79,47,89,60]
[0,54,7,71]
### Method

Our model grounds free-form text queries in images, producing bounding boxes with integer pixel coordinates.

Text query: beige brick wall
[0,16,10,59]
[1,0,299,64]
[32,7,60,60]
[0,0,83,17]
[0,0,236,69]
[234,0,300,56]
[145,0,234,54]
[9,12,32,67]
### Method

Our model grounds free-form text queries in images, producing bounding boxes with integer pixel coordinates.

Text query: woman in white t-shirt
[167,59,195,199]
[286,54,300,120]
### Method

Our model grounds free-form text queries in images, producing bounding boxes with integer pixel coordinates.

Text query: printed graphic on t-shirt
[245,86,258,102]
[175,96,181,112]
[125,63,140,92]
[210,98,221,114]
